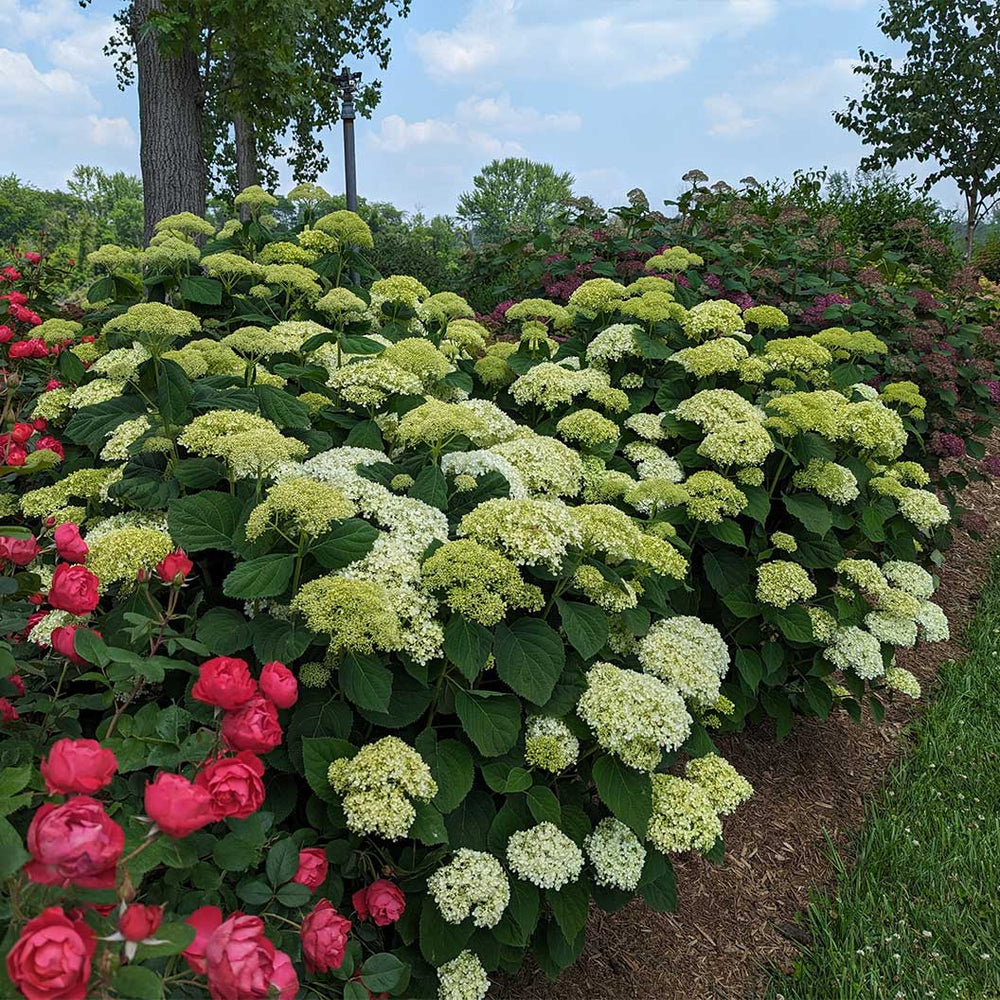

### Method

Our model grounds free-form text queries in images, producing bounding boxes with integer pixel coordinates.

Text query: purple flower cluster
[980,455,1000,478]
[982,380,1000,404]
[911,288,943,312]
[801,292,852,326]
[929,432,966,458]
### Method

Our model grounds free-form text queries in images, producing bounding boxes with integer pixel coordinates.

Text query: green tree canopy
[457,158,575,244]
[835,0,1000,256]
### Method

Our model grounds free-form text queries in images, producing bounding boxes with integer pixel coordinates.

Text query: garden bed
[500,463,1000,1000]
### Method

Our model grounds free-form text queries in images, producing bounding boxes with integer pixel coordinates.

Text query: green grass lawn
[765,558,1000,1000]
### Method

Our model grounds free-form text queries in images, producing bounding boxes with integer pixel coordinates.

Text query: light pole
[334,67,362,213]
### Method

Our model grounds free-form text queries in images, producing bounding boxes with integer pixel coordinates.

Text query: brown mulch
[496,468,1000,1000]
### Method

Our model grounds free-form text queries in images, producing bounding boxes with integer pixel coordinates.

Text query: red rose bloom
[353,879,406,926]
[11,422,32,444]
[23,252,41,265]
[183,906,223,975]
[0,324,12,343]
[194,752,265,819]
[6,907,95,1000]
[206,914,289,1000]
[9,674,25,696]
[292,847,328,891]
[0,697,19,724]
[33,417,48,430]
[43,379,61,390]
[35,436,64,460]
[144,772,219,838]
[221,694,282,754]
[25,796,124,889]
[9,338,47,357]
[3,445,27,467]
[53,523,88,564]
[300,899,351,973]
[259,661,298,709]
[118,904,163,942]
[40,738,117,795]
[0,534,40,566]
[191,656,257,710]
[268,951,299,1000]
[48,564,99,615]
[50,625,102,666]
[0,266,20,282]
[156,549,193,585]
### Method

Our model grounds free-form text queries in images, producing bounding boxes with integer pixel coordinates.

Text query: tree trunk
[965,187,979,261]
[234,112,260,221]
[131,0,206,244]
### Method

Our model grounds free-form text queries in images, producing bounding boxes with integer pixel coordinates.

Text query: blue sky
[0,0,963,219]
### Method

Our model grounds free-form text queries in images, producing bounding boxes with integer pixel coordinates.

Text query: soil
[495,469,1000,1000]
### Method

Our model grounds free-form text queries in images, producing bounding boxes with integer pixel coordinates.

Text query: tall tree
[457,158,575,244]
[90,0,409,238]
[835,0,1000,258]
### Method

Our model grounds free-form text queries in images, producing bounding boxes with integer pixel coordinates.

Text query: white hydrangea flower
[506,822,584,890]
[882,561,935,599]
[824,625,885,680]
[437,950,489,1000]
[584,817,646,891]
[637,616,730,705]
[916,600,949,642]
[441,450,529,499]
[427,850,511,928]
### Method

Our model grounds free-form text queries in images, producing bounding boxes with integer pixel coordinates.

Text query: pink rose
[291,847,328,891]
[194,752,265,820]
[118,904,163,942]
[48,564,99,615]
[259,661,297,709]
[191,656,257,710]
[353,879,406,926]
[0,697,19,724]
[25,797,124,889]
[206,914,292,1000]
[34,436,64,460]
[0,534,40,566]
[300,899,351,973]
[40,738,117,795]
[221,694,282,754]
[54,523,88,563]
[144,772,220,838]
[183,906,223,975]
[6,907,95,1000]
[50,625,101,666]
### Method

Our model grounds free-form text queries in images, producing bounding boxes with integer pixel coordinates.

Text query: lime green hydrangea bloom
[35,318,82,346]
[178,409,307,478]
[140,237,200,272]
[257,242,318,266]
[812,327,887,356]
[102,302,201,348]
[397,400,489,450]
[618,292,686,325]
[682,300,747,341]
[234,185,279,212]
[428,850,511,929]
[577,661,691,771]
[683,470,748,523]
[770,531,797,552]
[292,575,402,655]
[506,823,584,890]
[743,305,789,330]
[524,716,580,773]
[87,244,138,273]
[567,278,627,318]
[585,817,646,891]
[645,246,703,272]
[885,666,921,698]
[647,774,721,854]
[793,459,859,504]
[761,336,833,372]
[756,560,817,608]
[444,318,489,356]
[314,209,374,249]
[327,736,436,840]
[420,539,543,626]
[201,252,265,284]
[371,274,429,309]
[489,436,584,497]
[625,275,675,296]
[879,380,927,416]
[504,298,572,330]
[572,564,638,612]
[638,616,729,705]
[437,951,489,1000]
[86,527,173,590]
[685,755,753,815]
[672,337,749,376]
[381,337,452,384]
[244,477,355,541]
[555,408,619,447]
[474,341,519,389]
[824,625,884,680]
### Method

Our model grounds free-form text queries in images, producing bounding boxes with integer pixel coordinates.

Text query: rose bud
[48,564,99,615]
[182,906,223,975]
[300,899,351,973]
[353,879,406,927]
[43,380,61,391]
[220,694,282,755]
[155,549,193,585]
[50,625,102,666]
[0,697,19,724]
[25,797,124,889]
[191,656,257,710]
[144,772,219,838]
[40,738,117,795]
[53,523,88,564]
[6,907,95,1000]
[119,904,163,942]
[194,752,265,820]
[259,661,298,709]
[291,847,328,891]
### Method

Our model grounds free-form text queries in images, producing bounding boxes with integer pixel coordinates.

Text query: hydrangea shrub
[0,192,956,1000]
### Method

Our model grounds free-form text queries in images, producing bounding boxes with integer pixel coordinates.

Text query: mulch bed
[496,468,1000,1000]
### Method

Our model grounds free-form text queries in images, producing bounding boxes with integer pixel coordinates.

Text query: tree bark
[131,0,206,244]
[233,112,260,221]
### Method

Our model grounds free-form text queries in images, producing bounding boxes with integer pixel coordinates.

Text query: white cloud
[0,48,97,113]
[414,0,777,85]
[89,115,137,148]
[703,57,860,139]
[704,94,762,137]
[457,94,581,134]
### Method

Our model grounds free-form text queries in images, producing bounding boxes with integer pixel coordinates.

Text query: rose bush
[0,188,968,999]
